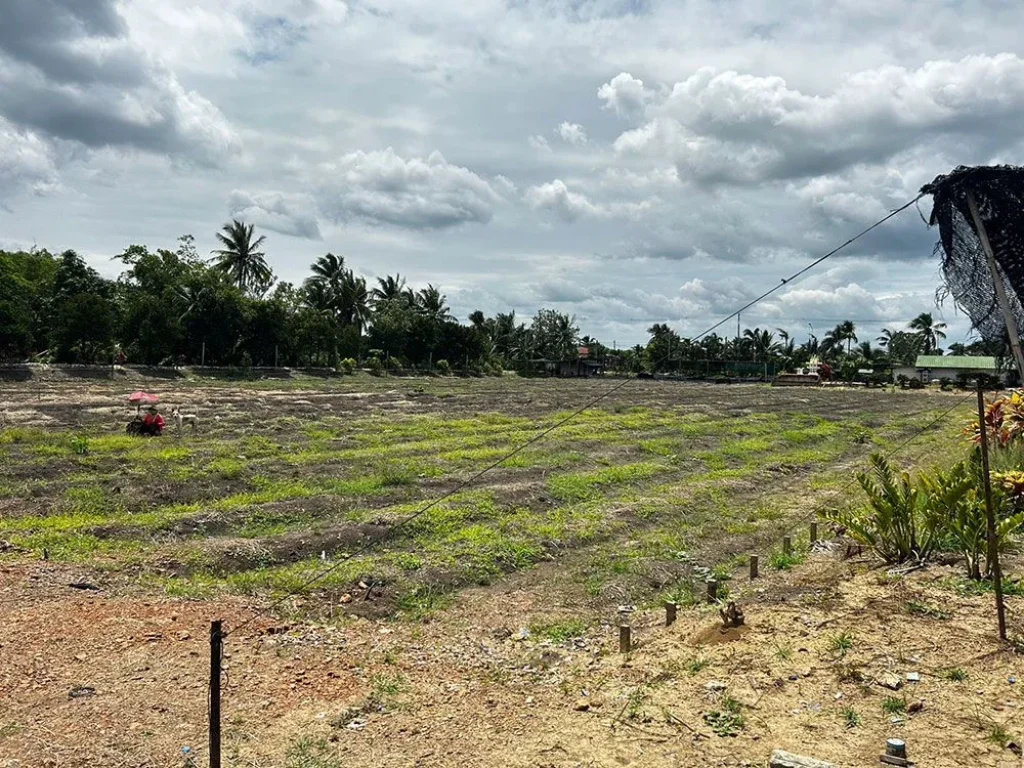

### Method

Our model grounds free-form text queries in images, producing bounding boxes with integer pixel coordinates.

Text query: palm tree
[876,328,896,349]
[211,220,272,295]
[908,312,947,354]
[310,253,346,289]
[743,328,776,361]
[371,274,410,306]
[340,272,371,333]
[302,280,338,315]
[415,284,452,322]
[823,321,857,357]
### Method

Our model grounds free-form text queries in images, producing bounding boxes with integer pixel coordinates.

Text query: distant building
[893,354,1004,383]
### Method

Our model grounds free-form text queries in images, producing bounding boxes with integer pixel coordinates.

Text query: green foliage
[842,706,861,729]
[905,600,950,619]
[826,454,969,564]
[826,631,855,658]
[339,357,356,375]
[703,696,745,737]
[938,667,967,682]
[367,356,385,376]
[69,434,89,456]
[881,696,907,715]
[768,548,806,570]
[528,618,588,642]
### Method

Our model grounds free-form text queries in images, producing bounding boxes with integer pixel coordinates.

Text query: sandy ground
[2,547,1021,768]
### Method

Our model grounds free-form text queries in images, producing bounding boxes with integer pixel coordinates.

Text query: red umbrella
[127,391,159,405]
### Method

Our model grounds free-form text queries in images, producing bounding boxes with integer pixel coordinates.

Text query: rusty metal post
[209,620,223,768]
[619,624,631,654]
[976,383,1008,640]
[665,603,677,626]
[749,555,759,580]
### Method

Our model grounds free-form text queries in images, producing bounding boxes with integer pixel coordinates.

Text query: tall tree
[822,320,857,357]
[212,220,273,296]
[908,312,947,354]
[371,274,412,307]
[415,284,452,322]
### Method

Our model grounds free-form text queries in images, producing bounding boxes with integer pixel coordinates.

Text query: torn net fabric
[921,165,1024,343]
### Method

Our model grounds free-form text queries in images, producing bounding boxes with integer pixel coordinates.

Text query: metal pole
[976,383,1007,640]
[209,620,223,768]
[966,192,1024,380]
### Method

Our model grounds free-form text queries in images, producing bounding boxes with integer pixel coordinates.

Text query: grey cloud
[616,55,1024,185]
[316,148,505,230]
[228,190,322,240]
[0,119,60,206]
[0,0,239,166]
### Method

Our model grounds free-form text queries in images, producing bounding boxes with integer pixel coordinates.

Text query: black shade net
[922,165,1024,345]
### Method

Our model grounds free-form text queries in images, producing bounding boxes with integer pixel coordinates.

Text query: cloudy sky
[3,0,1024,348]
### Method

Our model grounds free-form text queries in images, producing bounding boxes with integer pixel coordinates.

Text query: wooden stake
[665,603,677,626]
[209,620,223,768]
[749,555,759,581]
[783,536,792,555]
[966,192,1024,380]
[706,579,718,603]
[619,624,631,654]
[976,383,1008,640]
[809,522,818,544]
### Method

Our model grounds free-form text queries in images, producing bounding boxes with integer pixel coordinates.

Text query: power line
[223,193,924,637]
[688,196,924,343]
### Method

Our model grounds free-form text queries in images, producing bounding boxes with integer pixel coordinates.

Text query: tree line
[641,314,1002,378]
[0,220,994,374]
[0,221,587,371]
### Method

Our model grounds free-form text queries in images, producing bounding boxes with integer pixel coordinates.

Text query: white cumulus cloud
[556,121,588,146]
[316,148,506,229]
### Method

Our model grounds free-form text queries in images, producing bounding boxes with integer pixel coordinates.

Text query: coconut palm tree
[876,328,896,349]
[415,284,452,322]
[340,272,371,333]
[909,312,947,354]
[371,274,412,307]
[211,220,272,295]
[823,321,857,357]
[310,253,346,289]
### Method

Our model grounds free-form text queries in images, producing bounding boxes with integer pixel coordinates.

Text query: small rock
[705,680,728,692]
[877,673,903,691]
[514,628,530,641]
[908,699,925,714]
[69,686,96,699]
[339,594,352,604]
[833,692,843,700]
[906,672,921,683]
[573,698,591,712]
[1009,677,1017,685]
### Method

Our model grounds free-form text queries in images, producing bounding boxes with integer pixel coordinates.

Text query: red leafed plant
[965,390,1024,447]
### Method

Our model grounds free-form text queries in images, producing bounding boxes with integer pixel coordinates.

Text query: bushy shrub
[435,359,451,376]
[339,358,357,375]
[367,356,384,377]
[825,454,968,564]
[487,361,504,377]
[69,434,90,456]
[828,452,1024,578]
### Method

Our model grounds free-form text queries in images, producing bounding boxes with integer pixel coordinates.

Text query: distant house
[534,346,606,377]
[893,354,1004,383]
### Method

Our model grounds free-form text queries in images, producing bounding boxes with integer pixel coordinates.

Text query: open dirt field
[1,375,1020,767]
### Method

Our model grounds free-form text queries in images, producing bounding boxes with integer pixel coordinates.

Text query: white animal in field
[170,406,199,434]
